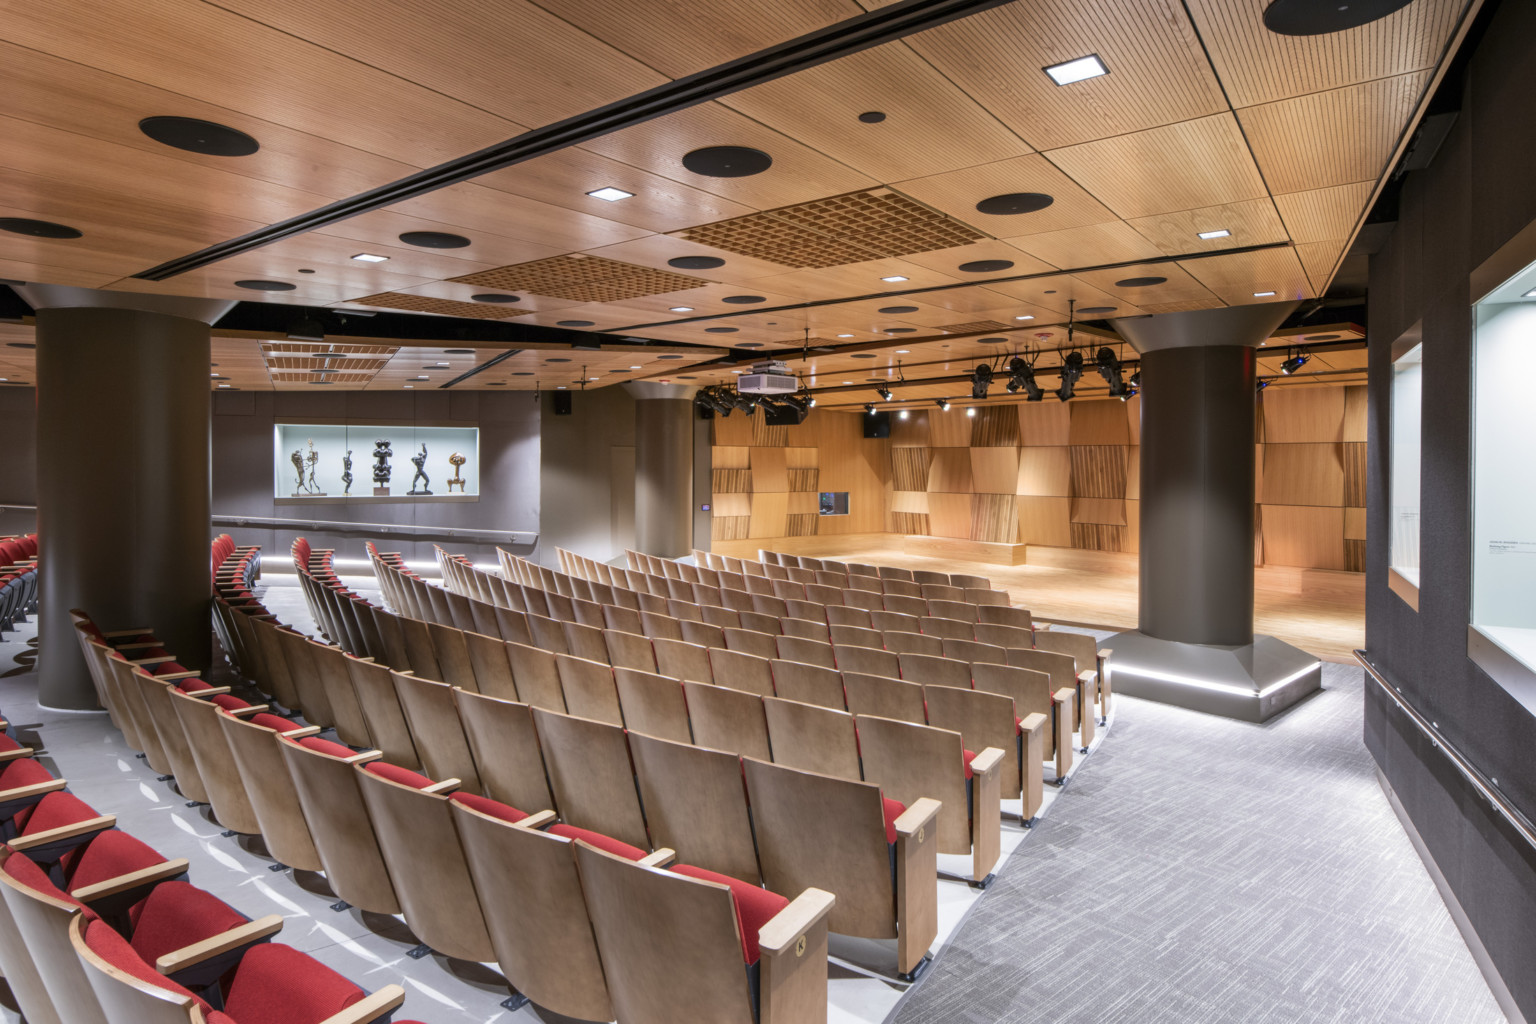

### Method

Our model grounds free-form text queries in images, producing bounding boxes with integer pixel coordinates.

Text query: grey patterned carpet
[892,662,1505,1024]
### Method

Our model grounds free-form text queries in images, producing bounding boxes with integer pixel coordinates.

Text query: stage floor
[713,534,1365,664]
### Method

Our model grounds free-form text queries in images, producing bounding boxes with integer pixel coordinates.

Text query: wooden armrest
[157,670,202,681]
[1036,624,1052,632]
[277,725,322,739]
[1076,670,1095,686]
[156,914,283,974]
[1097,647,1112,661]
[112,641,162,652]
[893,797,941,837]
[1052,687,1075,706]
[129,655,176,666]
[758,887,836,957]
[181,684,231,697]
[10,814,116,851]
[422,778,461,795]
[638,848,676,868]
[1019,712,1047,735]
[342,749,384,765]
[73,857,190,904]
[0,746,36,762]
[0,778,67,802]
[103,628,155,638]
[316,985,406,1024]
[252,614,277,621]
[227,704,271,717]
[968,746,1006,776]
[517,809,557,830]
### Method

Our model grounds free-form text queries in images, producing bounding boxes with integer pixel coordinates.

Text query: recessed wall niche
[273,422,480,504]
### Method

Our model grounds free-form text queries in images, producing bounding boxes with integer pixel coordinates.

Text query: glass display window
[1390,338,1422,589]
[273,423,479,501]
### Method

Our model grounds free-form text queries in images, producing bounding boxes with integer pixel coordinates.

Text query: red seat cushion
[363,762,436,790]
[65,830,171,890]
[449,792,528,824]
[3,849,86,911]
[21,791,98,835]
[882,796,905,845]
[151,662,191,676]
[547,824,646,860]
[222,942,364,1024]
[82,916,209,1012]
[963,748,976,781]
[0,733,24,753]
[0,757,53,790]
[295,737,355,758]
[128,881,248,967]
[245,712,305,733]
[671,864,790,965]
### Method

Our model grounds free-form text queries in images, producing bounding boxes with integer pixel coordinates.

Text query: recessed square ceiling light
[1197,229,1231,240]
[896,349,910,354]
[587,187,634,202]
[217,383,230,388]
[670,306,694,312]
[1044,54,1108,86]
[1253,291,1277,297]
[837,333,854,338]
[630,364,643,369]
[881,275,908,282]
[1014,315,1035,321]
[351,252,390,262]
[403,385,413,389]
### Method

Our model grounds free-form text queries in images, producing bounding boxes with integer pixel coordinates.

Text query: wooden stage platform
[712,534,1365,664]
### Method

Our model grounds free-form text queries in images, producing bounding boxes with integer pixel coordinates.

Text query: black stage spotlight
[970,363,993,399]
[1129,370,1141,389]
[1096,346,1130,397]
[1280,349,1309,375]
[1056,350,1083,402]
[934,398,950,411]
[1006,356,1043,401]
[1258,378,1272,391]
[762,393,810,425]
[876,385,893,401]
[864,402,876,415]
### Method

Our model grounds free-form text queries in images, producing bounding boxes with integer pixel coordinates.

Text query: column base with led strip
[1106,303,1322,723]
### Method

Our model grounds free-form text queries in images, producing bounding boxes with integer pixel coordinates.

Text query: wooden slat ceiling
[0,0,1471,390]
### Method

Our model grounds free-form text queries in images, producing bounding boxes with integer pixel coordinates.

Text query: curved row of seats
[3,612,417,1024]
[690,546,999,593]
[1,531,38,635]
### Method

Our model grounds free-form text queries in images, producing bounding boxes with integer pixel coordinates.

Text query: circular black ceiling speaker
[852,353,878,359]
[737,342,765,348]
[705,327,739,333]
[975,193,1054,216]
[472,293,521,303]
[978,336,1009,343]
[959,259,1015,273]
[7,342,37,349]
[398,230,471,249]
[487,382,507,385]
[857,111,887,123]
[546,358,571,363]
[682,146,772,178]
[722,295,766,304]
[1262,0,1413,35]
[139,116,259,157]
[557,320,595,327]
[1115,276,1167,288]
[513,371,535,375]
[234,279,296,291]
[879,305,919,314]
[1078,305,1117,314]
[657,355,685,360]
[297,268,316,274]
[668,255,725,270]
[444,348,476,354]
[884,327,916,334]
[0,217,82,239]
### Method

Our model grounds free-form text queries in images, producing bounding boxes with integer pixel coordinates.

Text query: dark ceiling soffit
[130,0,1016,281]
[612,240,1295,331]
[440,348,521,388]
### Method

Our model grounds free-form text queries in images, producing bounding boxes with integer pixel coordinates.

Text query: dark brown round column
[34,306,213,708]
[627,383,697,558]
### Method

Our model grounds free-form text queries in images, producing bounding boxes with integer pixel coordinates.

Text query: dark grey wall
[536,386,636,567]
[212,389,540,570]
[0,386,37,538]
[1365,0,1536,1014]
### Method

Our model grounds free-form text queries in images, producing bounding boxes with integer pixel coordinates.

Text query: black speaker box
[862,410,891,438]
[553,391,573,416]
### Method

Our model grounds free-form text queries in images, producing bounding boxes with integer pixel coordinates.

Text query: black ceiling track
[440,348,522,388]
[131,0,1016,281]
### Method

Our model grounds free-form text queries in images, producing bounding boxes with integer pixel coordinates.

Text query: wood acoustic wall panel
[748,492,789,539]
[1342,386,1368,443]
[891,511,930,535]
[1342,443,1367,507]
[1018,402,1071,446]
[1071,523,1128,552]
[788,491,820,516]
[1017,496,1072,547]
[749,446,788,492]
[1068,400,1132,446]
[1070,446,1128,499]
[969,447,1019,494]
[970,405,1019,447]
[1261,387,1345,443]
[787,468,819,491]
[784,514,818,538]
[889,409,931,447]
[1260,505,1345,570]
[1261,443,1344,506]
[711,493,752,518]
[808,411,890,536]
[785,448,819,469]
[712,468,752,493]
[1344,506,1367,541]
[926,493,974,540]
[890,491,930,515]
[1071,498,1127,526]
[1345,539,1366,572]
[713,516,750,541]
[970,493,1017,544]
[1126,448,1141,500]
[1016,447,1071,497]
[1125,498,1141,553]
[712,416,754,447]
[927,408,974,447]
[1126,395,1143,445]
[1255,444,1264,501]
[927,449,974,493]
[712,446,750,469]
[750,417,789,447]
[891,447,932,492]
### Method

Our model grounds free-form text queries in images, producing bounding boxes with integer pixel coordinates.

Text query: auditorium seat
[1009,647,1096,749]
[504,641,568,711]
[605,628,658,673]
[899,651,973,690]
[683,682,771,761]
[614,668,694,743]
[628,732,761,885]
[652,636,715,684]
[166,690,265,836]
[842,673,927,724]
[761,698,860,782]
[824,605,871,629]
[460,630,520,700]
[769,660,846,710]
[215,710,324,872]
[881,630,942,657]
[833,643,901,680]
[828,623,883,649]
[389,672,482,794]
[1033,630,1114,721]
[556,654,624,726]
[451,689,556,814]
[531,709,650,850]
[341,656,421,769]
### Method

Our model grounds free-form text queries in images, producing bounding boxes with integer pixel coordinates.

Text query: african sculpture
[305,440,320,493]
[447,452,467,492]
[341,450,354,495]
[372,439,393,487]
[409,443,432,495]
[290,449,307,493]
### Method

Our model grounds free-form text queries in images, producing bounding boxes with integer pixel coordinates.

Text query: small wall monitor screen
[819,492,849,516]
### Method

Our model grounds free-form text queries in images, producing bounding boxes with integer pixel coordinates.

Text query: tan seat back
[833,644,900,680]
[129,671,208,804]
[556,655,623,726]
[532,709,649,850]
[628,732,759,884]
[426,621,478,691]
[506,641,568,711]
[390,672,482,794]
[708,648,775,696]
[652,637,714,683]
[775,635,836,669]
[452,689,554,813]
[898,652,972,689]
[217,712,323,871]
[855,714,970,854]
[397,615,444,681]
[683,682,770,761]
[344,656,420,769]
[306,639,372,747]
[842,672,927,724]
[167,689,261,834]
[762,698,860,781]
[604,629,657,673]
[924,683,1024,801]
[614,669,693,744]
[462,630,520,701]
[769,659,845,709]
[882,629,941,657]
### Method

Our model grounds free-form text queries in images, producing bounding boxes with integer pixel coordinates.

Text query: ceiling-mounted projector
[737,359,799,395]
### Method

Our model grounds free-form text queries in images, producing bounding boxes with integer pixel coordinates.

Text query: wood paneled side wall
[1258,385,1367,570]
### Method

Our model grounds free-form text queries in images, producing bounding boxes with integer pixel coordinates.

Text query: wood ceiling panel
[1185,0,1468,107]
[580,236,797,287]
[105,275,359,306]
[214,232,505,289]
[1008,220,1166,271]
[1045,113,1269,219]
[1237,72,1432,195]
[1295,240,1349,295]
[383,183,651,254]
[580,103,877,210]
[211,338,273,392]
[895,154,1120,240]
[5,0,521,168]
[896,242,1057,283]
[901,0,1225,150]
[748,259,963,301]
[1124,198,1289,255]
[1272,182,1375,245]
[981,275,1145,318]
[0,255,118,290]
[1175,247,1312,306]
[1070,262,1222,307]
[313,210,568,278]
[722,42,1031,182]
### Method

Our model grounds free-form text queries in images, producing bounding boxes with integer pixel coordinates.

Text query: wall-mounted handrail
[1357,649,1536,853]
[211,513,535,546]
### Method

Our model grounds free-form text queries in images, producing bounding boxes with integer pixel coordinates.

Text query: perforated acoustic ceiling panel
[269,371,378,384]
[932,319,1014,334]
[346,293,534,319]
[449,255,712,302]
[673,188,985,268]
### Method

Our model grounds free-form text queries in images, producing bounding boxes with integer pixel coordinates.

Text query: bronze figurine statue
[290,449,307,494]
[372,439,393,486]
[305,440,320,493]
[408,443,432,495]
[447,452,467,492]
[341,449,353,495]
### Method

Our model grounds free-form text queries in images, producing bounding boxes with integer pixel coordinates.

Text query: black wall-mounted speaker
[554,391,572,416]
[862,410,890,438]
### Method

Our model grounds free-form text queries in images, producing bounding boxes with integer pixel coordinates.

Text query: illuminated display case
[1390,338,1422,589]
[273,423,479,503]
[1471,260,1536,677]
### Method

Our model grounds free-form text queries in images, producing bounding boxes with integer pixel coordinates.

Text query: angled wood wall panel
[1016,447,1071,497]
[969,447,1019,494]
